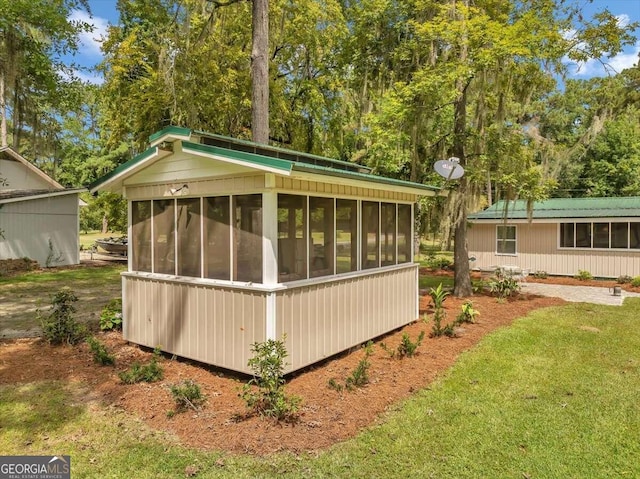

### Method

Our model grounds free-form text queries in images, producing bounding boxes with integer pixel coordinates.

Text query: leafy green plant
[327,378,344,392]
[456,301,480,325]
[38,288,87,345]
[86,336,115,366]
[345,342,374,391]
[574,270,593,281]
[240,337,300,420]
[617,275,633,284]
[100,298,123,331]
[429,283,450,309]
[489,276,520,299]
[169,380,205,412]
[532,270,548,279]
[631,276,640,287]
[119,348,164,384]
[397,331,425,358]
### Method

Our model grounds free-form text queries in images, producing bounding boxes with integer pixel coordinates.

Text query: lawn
[0,264,125,334]
[1,295,639,477]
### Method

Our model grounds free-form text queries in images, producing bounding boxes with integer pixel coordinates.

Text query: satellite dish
[434,157,464,180]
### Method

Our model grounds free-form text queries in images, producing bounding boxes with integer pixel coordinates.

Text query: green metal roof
[90,126,441,195]
[469,197,640,220]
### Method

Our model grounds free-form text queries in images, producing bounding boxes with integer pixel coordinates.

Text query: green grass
[0,264,125,332]
[79,231,124,249]
[419,274,454,290]
[2,300,640,477]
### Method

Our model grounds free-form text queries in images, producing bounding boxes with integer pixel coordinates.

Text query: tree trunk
[0,71,6,147]
[251,0,269,144]
[452,0,472,297]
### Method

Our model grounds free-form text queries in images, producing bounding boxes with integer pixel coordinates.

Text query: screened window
[153,199,176,274]
[233,194,262,283]
[278,194,307,282]
[631,223,640,249]
[575,223,591,247]
[397,204,412,263]
[204,196,230,280]
[561,221,640,250]
[176,198,201,277]
[336,199,358,273]
[381,203,396,266]
[362,201,379,269]
[496,225,516,255]
[131,201,152,272]
[309,197,334,278]
[611,222,629,249]
[560,223,575,248]
[592,223,609,249]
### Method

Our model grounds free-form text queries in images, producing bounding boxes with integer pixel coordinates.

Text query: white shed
[0,147,82,267]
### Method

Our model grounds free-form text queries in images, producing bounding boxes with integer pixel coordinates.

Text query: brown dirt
[0,288,565,456]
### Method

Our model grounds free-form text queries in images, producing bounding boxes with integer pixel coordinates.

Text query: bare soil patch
[0,290,564,455]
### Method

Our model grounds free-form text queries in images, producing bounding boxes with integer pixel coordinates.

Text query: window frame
[496,224,517,256]
[558,221,640,251]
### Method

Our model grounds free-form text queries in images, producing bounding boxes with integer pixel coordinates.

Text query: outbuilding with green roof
[90,126,440,374]
[467,197,640,278]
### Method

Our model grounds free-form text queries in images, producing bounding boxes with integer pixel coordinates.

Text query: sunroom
[91,126,440,374]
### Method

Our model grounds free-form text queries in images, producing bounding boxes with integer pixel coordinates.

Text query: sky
[66,0,640,85]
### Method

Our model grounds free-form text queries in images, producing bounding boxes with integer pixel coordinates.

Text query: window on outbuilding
[381,203,396,266]
[362,201,380,269]
[153,199,176,274]
[233,194,263,283]
[131,200,152,272]
[177,198,201,277]
[204,196,231,280]
[336,199,358,273]
[278,194,307,282]
[496,225,516,255]
[397,204,412,263]
[309,196,334,278]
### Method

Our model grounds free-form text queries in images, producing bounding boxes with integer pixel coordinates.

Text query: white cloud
[570,42,640,77]
[70,10,109,58]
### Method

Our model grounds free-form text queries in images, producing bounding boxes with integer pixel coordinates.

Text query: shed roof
[0,188,85,205]
[89,126,441,196]
[469,197,640,221]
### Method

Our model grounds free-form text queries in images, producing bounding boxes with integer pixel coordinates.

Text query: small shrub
[100,298,123,331]
[119,349,164,384]
[532,270,548,279]
[240,337,300,420]
[631,276,640,288]
[617,275,633,284]
[430,306,451,337]
[397,331,425,358]
[456,301,480,325]
[345,342,374,391]
[170,379,205,411]
[38,288,86,345]
[489,276,520,299]
[575,270,593,281]
[86,336,115,365]
[327,378,344,392]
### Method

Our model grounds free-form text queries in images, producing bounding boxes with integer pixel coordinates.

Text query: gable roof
[469,197,640,221]
[89,126,442,196]
[0,147,63,190]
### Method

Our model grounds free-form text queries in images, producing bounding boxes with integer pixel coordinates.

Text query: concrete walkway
[521,282,640,306]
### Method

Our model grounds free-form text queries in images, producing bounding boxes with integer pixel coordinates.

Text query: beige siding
[0,194,79,266]
[126,174,266,200]
[276,265,418,372]
[123,275,267,375]
[275,176,415,202]
[469,222,640,278]
[0,157,59,190]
